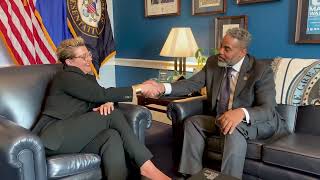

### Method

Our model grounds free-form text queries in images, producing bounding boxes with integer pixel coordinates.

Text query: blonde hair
[56,37,85,64]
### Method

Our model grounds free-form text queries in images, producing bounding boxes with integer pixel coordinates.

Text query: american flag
[0,0,57,65]
[87,2,96,14]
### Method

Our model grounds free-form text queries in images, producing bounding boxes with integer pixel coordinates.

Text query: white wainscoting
[115,58,198,72]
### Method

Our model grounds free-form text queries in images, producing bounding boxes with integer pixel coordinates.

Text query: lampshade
[160,27,198,58]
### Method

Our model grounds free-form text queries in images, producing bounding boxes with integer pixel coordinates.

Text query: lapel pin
[243,76,248,80]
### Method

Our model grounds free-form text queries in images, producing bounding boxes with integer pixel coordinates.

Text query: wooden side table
[137,95,187,113]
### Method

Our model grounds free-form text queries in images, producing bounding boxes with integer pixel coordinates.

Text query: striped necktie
[217,67,234,117]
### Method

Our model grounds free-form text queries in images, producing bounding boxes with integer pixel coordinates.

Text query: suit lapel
[234,55,254,99]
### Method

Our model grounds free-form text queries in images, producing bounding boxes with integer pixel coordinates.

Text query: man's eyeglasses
[72,51,92,60]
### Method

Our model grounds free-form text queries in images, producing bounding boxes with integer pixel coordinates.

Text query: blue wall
[114,0,320,86]
[115,66,159,86]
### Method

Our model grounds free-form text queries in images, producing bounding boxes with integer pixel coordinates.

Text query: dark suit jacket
[170,55,284,140]
[43,66,133,120]
[33,65,133,150]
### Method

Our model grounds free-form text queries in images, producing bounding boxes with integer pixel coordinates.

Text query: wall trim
[0,65,13,68]
[115,58,198,72]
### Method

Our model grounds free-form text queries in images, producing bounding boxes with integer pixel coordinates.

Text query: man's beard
[217,59,228,67]
[217,56,233,67]
[217,55,241,67]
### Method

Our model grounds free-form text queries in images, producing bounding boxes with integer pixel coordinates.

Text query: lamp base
[174,57,186,75]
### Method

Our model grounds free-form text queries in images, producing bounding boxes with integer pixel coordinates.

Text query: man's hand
[93,102,114,115]
[140,80,165,98]
[218,108,245,135]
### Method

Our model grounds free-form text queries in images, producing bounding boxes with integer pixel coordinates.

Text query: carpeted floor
[145,120,177,178]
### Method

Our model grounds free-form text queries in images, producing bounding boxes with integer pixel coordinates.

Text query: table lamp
[160,27,198,75]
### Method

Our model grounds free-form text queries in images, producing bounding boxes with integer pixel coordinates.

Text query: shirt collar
[231,56,245,72]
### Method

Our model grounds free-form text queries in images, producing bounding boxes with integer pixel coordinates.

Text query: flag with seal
[66,0,115,78]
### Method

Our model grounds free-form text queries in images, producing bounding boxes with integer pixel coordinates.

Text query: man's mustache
[217,54,225,60]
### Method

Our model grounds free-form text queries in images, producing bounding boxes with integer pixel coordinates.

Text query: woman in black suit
[34,37,170,180]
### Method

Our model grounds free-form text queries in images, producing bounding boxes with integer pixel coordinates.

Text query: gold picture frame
[192,0,226,16]
[236,0,279,4]
[295,0,320,43]
[214,15,248,48]
[145,0,181,17]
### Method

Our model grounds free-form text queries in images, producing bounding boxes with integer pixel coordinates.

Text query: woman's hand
[93,102,114,115]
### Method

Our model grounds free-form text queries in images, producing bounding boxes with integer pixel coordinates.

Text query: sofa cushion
[272,58,320,106]
[259,163,319,180]
[59,169,102,180]
[295,105,320,136]
[263,134,320,176]
[206,136,268,161]
[245,139,268,160]
[244,159,319,180]
[243,159,263,178]
[47,153,101,179]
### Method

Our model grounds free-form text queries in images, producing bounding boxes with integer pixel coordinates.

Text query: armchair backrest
[0,64,62,129]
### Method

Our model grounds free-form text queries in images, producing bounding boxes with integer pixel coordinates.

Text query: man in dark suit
[143,28,287,178]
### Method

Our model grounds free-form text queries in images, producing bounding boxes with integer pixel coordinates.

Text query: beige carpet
[148,105,172,125]
[123,101,172,125]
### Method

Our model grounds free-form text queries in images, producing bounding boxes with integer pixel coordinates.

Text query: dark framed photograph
[295,0,320,43]
[214,15,248,48]
[236,0,279,4]
[192,0,226,15]
[145,0,181,17]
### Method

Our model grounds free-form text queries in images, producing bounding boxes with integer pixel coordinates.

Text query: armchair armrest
[0,117,47,180]
[167,95,207,124]
[118,103,152,143]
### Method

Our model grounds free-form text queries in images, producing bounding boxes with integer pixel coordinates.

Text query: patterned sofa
[167,58,320,180]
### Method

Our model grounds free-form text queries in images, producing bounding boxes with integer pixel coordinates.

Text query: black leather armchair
[0,64,152,180]
[167,97,320,180]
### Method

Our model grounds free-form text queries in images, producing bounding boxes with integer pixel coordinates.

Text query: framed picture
[145,0,180,17]
[295,0,320,43]
[192,0,226,15]
[236,0,278,4]
[214,15,248,48]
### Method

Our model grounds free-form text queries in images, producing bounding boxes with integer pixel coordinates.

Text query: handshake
[135,80,166,98]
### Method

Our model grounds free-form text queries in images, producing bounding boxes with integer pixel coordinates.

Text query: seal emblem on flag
[81,0,101,24]
[67,0,106,38]
[67,0,115,74]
